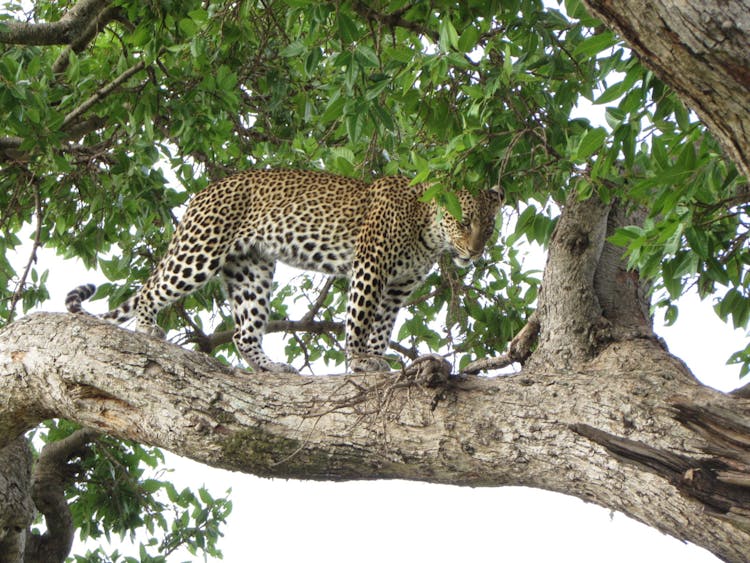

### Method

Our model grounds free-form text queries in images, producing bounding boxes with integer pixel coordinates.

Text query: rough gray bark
[0,0,111,46]
[0,429,101,563]
[0,438,34,563]
[531,193,611,368]
[581,0,750,181]
[1,306,750,560]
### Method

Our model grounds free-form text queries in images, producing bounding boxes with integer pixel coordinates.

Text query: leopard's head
[443,185,504,268]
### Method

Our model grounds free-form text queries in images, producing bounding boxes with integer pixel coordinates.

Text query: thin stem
[8,181,44,323]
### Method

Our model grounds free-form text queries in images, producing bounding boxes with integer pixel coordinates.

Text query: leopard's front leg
[345,252,390,373]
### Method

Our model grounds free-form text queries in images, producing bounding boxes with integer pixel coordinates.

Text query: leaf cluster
[34,420,231,562]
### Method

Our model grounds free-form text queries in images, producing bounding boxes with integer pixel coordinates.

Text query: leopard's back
[188,169,375,275]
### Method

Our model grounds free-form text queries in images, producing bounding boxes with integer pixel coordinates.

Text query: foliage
[32,420,232,562]
[1,0,611,368]
[1,1,745,367]
[1,0,749,558]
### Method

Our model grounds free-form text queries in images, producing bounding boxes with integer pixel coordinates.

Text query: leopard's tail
[65,283,97,314]
[65,284,138,324]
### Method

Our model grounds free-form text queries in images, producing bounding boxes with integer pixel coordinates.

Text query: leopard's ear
[489,184,505,204]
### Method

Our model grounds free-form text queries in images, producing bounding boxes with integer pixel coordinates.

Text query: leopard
[66,169,503,373]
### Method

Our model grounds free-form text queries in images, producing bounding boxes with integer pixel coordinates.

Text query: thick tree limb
[0,0,111,46]
[24,428,98,563]
[51,5,121,74]
[582,0,750,180]
[2,312,750,560]
[532,192,611,367]
[0,437,34,563]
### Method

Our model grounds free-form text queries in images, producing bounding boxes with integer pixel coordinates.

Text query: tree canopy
[2,0,750,561]
[5,0,746,373]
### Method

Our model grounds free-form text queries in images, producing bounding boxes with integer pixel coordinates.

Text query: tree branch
[52,5,122,74]
[300,277,336,323]
[188,319,345,352]
[189,317,417,363]
[531,192,611,367]
[462,311,540,374]
[0,0,111,46]
[24,429,98,563]
[8,183,43,323]
[582,0,750,180]
[2,312,750,560]
[350,2,439,44]
[61,60,146,129]
[1,60,144,163]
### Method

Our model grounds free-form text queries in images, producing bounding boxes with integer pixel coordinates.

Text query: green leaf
[608,225,644,247]
[663,303,678,326]
[178,17,198,36]
[321,93,345,123]
[142,479,162,494]
[355,45,379,67]
[574,31,617,58]
[458,25,480,53]
[280,40,306,58]
[439,18,460,51]
[442,191,462,221]
[685,226,710,257]
[575,127,607,161]
[305,47,322,75]
[365,77,390,100]
[595,81,628,105]
[564,0,590,19]
[337,12,359,43]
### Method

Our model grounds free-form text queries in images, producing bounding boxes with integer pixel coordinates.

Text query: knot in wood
[564,229,590,256]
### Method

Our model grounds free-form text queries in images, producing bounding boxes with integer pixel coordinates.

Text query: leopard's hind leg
[221,245,297,373]
[133,226,228,337]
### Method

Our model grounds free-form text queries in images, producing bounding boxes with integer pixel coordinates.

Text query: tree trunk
[0,438,34,563]
[581,0,750,181]
[2,195,750,561]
